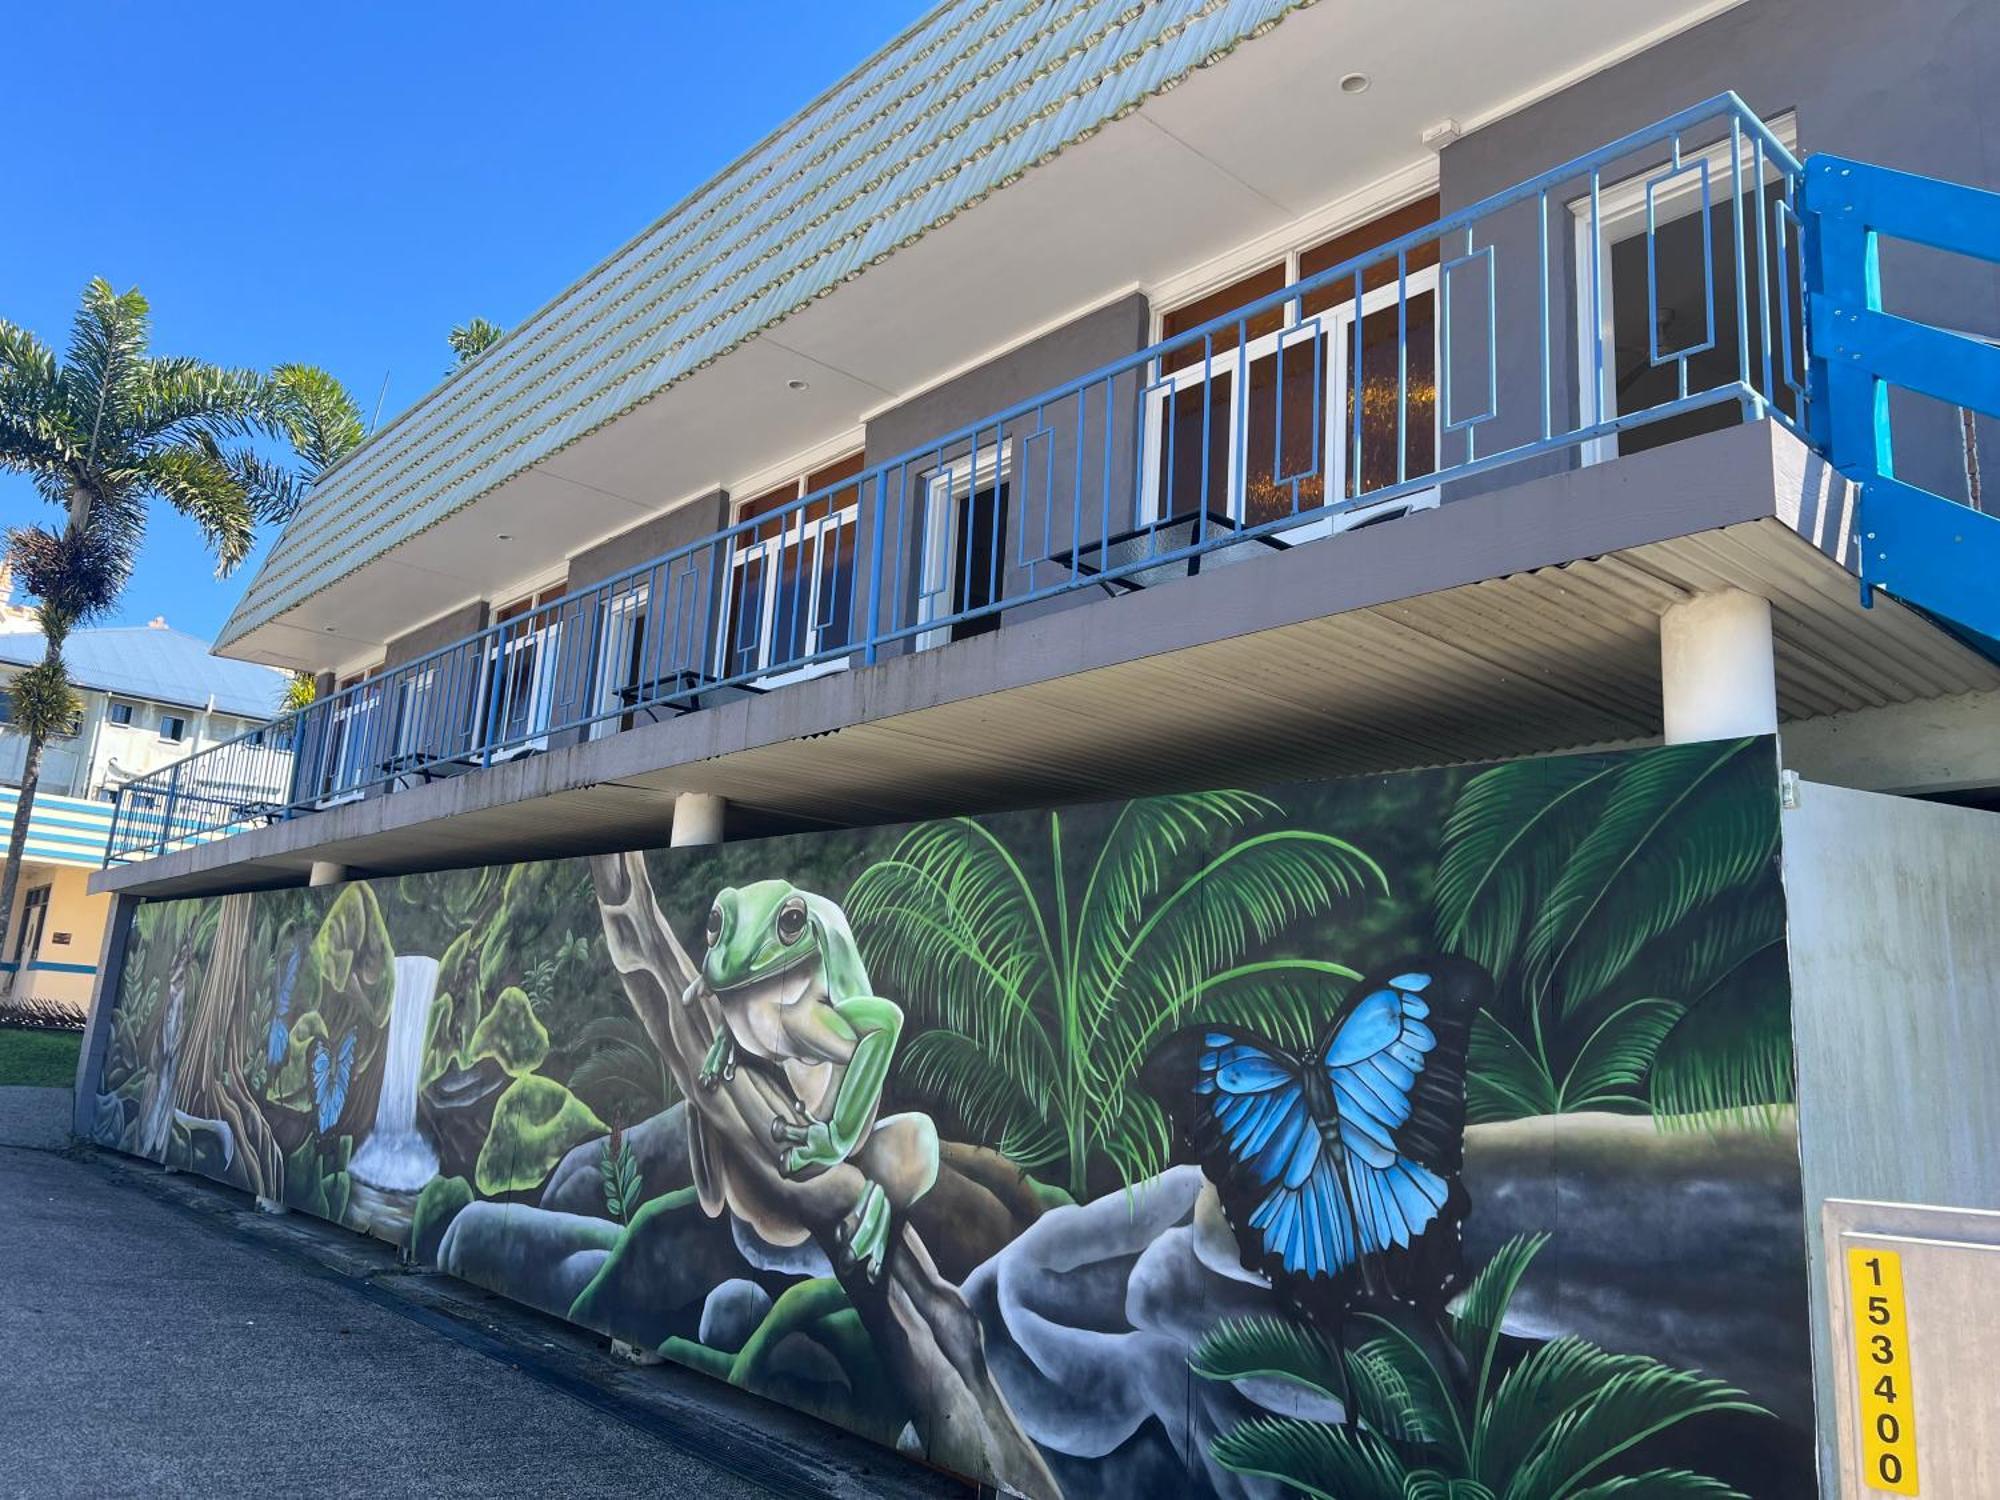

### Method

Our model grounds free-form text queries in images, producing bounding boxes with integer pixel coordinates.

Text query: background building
[0,616,285,1014]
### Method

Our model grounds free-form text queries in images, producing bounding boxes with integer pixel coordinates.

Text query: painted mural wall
[88,739,1816,1498]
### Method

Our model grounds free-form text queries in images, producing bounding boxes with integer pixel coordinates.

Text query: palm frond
[1563,1470,1745,1499]
[1449,1232,1549,1405]
[1191,1315,1347,1400]
[1434,756,1619,979]
[1559,997,1682,1112]
[131,443,255,574]
[1098,831,1384,1063]
[894,1028,1061,1168]
[1465,1009,1559,1124]
[448,317,506,367]
[1501,1362,1765,1500]
[1523,740,1776,1019]
[1647,941,1794,1128]
[1211,1415,1409,1500]
[1074,791,1275,976]
[268,362,366,484]
[62,279,150,466]
[132,357,266,446]
[1477,1337,1648,1488]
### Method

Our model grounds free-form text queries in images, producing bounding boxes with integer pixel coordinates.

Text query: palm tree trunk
[0,714,50,1000]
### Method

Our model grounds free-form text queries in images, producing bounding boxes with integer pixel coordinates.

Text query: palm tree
[844,790,1385,1198]
[447,318,504,368]
[264,361,368,707]
[1196,1234,1766,1498]
[1431,739,1791,1127]
[0,280,291,986]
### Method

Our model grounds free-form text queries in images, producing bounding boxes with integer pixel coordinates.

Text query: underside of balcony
[93,421,2000,899]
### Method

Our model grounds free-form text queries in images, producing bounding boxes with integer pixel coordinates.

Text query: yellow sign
[1848,1245,1920,1495]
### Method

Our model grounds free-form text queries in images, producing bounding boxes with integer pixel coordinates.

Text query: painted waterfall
[89,740,1817,1499]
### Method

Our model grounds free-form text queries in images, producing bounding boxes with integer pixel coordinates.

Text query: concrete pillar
[670,793,726,848]
[308,861,347,887]
[1660,589,1778,744]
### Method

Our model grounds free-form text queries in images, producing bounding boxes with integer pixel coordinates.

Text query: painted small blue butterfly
[310,1030,357,1134]
[265,939,304,1069]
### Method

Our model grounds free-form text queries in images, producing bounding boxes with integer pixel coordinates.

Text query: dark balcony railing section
[107,94,1809,864]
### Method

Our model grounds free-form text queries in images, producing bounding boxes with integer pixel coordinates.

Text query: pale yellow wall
[3,861,108,1012]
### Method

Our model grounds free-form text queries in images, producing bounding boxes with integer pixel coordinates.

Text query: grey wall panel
[385,601,490,670]
[862,293,1151,651]
[1781,780,2000,1494]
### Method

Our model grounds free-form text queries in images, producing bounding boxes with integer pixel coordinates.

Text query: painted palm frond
[895,1028,1063,1169]
[1211,1416,1409,1500]
[1092,831,1384,1065]
[1524,740,1777,1020]
[1435,756,1618,981]
[852,792,1379,1197]
[1647,939,1794,1127]
[1202,1235,1762,1500]
[1436,741,1790,1125]
[1191,1315,1348,1401]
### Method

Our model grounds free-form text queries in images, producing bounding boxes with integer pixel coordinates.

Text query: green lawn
[0,1027,81,1088]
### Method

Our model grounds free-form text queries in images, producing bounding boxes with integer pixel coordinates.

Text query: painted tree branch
[590,850,1059,1499]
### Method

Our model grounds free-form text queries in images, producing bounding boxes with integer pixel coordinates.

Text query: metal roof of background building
[218,0,1314,648]
[0,626,289,719]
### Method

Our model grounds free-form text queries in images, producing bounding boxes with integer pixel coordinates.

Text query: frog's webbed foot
[698,1028,735,1090]
[833,1182,892,1283]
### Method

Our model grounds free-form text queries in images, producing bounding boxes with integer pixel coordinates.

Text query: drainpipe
[1659,589,1779,745]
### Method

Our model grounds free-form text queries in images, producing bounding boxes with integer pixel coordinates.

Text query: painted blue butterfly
[1144,957,1486,1315]
[309,1029,357,1135]
[265,939,304,1070]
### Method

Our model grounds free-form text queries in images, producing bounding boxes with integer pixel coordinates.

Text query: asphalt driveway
[0,1142,962,1500]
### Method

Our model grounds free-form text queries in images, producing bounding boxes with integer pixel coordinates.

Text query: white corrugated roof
[219,0,1316,648]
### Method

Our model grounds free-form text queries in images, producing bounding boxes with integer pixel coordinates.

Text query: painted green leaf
[475,1075,607,1196]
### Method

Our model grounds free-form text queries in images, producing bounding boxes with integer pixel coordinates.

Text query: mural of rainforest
[90,738,1815,1499]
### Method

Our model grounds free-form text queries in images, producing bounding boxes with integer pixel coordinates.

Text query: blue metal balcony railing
[105,93,1807,865]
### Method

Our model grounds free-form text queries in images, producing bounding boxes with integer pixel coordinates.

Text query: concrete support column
[1659,589,1778,745]
[670,793,726,848]
[308,861,347,887]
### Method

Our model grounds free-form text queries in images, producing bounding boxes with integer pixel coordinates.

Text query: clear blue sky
[0,1,927,645]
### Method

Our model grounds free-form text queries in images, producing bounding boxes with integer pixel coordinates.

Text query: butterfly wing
[267,942,303,1068]
[1320,958,1486,1307]
[312,1031,357,1134]
[1142,1026,1362,1283]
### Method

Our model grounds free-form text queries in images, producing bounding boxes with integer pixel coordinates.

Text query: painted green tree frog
[687,879,937,1279]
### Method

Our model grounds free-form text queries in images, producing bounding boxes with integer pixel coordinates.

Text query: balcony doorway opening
[917,448,1009,650]
[722,453,863,687]
[1577,115,1801,462]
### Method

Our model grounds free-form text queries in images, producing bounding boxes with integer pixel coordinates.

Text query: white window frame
[315,687,377,808]
[1570,113,1799,466]
[590,586,650,739]
[916,444,1010,652]
[478,612,563,757]
[1142,262,1443,542]
[720,495,860,688]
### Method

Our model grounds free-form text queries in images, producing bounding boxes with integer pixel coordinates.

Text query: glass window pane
[1160,374,1233,521]
[1342,291,1438,497]
[1244,338,1328,526]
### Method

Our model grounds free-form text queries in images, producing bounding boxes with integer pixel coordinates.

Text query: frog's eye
[705,904,725,947]
[776,896,809,946]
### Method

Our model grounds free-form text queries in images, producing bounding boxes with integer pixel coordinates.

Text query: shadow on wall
[89,740,1816,1499]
